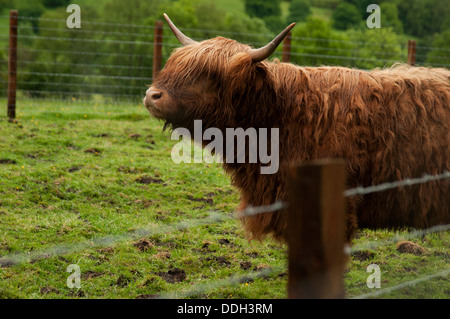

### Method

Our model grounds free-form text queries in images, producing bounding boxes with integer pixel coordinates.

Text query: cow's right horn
[249,23,296,62]
[164,13,198,46]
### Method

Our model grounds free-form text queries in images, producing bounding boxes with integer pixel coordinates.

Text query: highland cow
[144,14,450,242]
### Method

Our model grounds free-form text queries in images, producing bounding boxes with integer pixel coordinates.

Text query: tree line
[0,0,448,100]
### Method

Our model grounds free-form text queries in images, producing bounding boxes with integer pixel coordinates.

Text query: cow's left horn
[164,13,198,46]
[249,23,296,62]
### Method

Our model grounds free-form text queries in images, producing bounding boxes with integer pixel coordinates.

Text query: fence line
[13,25,155,38]
[0,33,155,46]
[0,162,448,298]
[351,268,450,299]
[8,70,151,81]
[14,47,153,58]
[6,15,158,30]
[3,14,449,51]
[6,89,140,98]
[2,80,147,90]
[0,212,230,267]
[11,59,153,71]
[344,171,450,197]
[236,201,287,218]
[289,51,407,64]
[350,223,450,254]
[158,265,286,299]
[9,13,448,54]
[3,13,450,120]
[0,164,447,267]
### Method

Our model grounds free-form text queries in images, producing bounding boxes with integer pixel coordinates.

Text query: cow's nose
[147,88,163,102]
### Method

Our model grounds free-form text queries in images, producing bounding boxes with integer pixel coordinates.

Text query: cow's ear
[226,52,267,93]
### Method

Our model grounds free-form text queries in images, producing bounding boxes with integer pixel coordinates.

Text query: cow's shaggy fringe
[152,37,450,242]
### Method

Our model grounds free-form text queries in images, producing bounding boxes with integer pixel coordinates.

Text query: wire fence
[1,14,449,111]
[0,167,448,298]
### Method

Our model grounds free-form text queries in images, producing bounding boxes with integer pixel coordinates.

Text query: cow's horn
[248,23,296,62]
[164,13,198,46]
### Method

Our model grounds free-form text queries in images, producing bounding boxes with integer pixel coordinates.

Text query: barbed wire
[0,167,448,299]
[5,15,158,30]
[236,201,287,218]
[351,268,450,299]
[0,212,231,267]
[0,33,154,46]
[344,171,450,197]
[0,168,446,268]
[1,80,147,91]
[13,47,155,59]
[14,25,153,38]
[288,43,408,57]
[5,88,140,98]
[2,70,151,81]
[2,97,143,107]
[10,59,153,71]
[158,264,286,299]
[350,223,450,254]
[289,51,406,64]
[3,14,449,53]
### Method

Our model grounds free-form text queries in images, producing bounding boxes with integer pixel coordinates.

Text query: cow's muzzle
[144,87,163,108]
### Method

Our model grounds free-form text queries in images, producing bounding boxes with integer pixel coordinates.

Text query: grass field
[0,98,449,299]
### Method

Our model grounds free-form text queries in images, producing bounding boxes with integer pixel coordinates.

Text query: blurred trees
[42,0,70,8]
[397,0,450,38]
[243,0,284,32]
[287,0,312,24]
[331,2,360,30]
[426,30,450,66]
[292,16,353,66]
[379,2,403,34]
[0,0,449,99]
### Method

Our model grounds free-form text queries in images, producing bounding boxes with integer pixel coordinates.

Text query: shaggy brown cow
[144,14,450,242]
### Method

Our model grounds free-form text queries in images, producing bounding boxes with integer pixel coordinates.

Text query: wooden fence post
[152,20,163,79]
[282,31,291,63]
[7,10,18,121]
[407,40,416,66]
[287,158,346,299]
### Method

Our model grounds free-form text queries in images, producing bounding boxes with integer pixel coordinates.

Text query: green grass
[0,98,448,299]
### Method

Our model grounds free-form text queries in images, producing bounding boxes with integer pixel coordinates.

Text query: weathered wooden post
[153,20,163,78]
[407,40,416,66]
[282,31,291,63]
[287,159,346,299]
[7,10,18,121]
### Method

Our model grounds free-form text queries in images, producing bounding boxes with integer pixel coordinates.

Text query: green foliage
[101,0,162,24]
[331,2,361,30]
[223,11,271,43]
[244,0,281,18]
[397,0,450,37]
[287,0,312,23]
[243,0,283,32]
[426,30,450,66]
[379,2,403,34]
[15,0,45,31]
[347,27,405,69]
[291,15,406,69]
[42,0,70,8]
[291,16,353,66]
[159,0,271,46]
[344,0,380,18]
[0,0,447,100]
